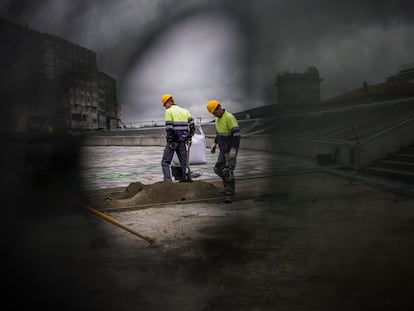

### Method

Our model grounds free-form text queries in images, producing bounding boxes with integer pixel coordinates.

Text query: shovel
[181,141,193,182]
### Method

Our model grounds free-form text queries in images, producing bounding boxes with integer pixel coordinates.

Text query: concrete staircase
[362,142,414,184]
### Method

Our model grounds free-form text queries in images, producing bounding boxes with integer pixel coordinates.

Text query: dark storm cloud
[237,0,414,95]
[1,0,413,121]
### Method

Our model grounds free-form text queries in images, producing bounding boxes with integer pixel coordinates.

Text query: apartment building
[97,72,120,129]
[0,18,120,133]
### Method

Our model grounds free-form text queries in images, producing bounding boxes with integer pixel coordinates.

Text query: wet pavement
[78,145,414,200]
[79,146,317,191]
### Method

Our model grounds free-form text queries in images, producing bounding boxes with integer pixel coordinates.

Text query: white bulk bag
[172,125,207,164]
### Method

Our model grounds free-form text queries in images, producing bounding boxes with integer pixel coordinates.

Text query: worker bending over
[206,99,240,203]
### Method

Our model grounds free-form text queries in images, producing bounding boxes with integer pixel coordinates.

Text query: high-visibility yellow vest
[215,110,239,136]
[165,105,195,142]
[215,110,240,149]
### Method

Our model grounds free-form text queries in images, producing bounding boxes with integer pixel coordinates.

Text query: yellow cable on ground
[64,192,155,245]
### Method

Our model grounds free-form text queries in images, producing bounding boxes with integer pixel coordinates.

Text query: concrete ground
[5,165,414,310]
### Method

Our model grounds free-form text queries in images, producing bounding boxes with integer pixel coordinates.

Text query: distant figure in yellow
[47,124,54,136]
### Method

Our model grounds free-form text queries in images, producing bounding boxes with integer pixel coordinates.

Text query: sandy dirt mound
[102,180,221,207]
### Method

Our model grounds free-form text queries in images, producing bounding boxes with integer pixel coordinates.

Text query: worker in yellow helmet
[161,94,195,182]
[206,99,240,203]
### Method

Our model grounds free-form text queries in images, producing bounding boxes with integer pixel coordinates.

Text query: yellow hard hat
[206,100,220,114]
[161,94,173,105]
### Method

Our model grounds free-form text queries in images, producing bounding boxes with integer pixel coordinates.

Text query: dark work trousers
[214,149,238,195]
[161,141,187,182]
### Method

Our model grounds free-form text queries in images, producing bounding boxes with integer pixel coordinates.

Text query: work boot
[222,168,235,195]
[224,188,234,203]
[223,182,234,197]
[179,172,192,183]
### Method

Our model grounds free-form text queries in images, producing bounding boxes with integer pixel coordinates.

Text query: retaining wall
[81,117,414,171]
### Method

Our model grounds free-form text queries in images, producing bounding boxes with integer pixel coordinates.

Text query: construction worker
[47,124,54,136]
[206,99,240,203]
[161,94,195,182]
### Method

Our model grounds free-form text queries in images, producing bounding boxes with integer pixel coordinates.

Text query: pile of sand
[100,180,221,208]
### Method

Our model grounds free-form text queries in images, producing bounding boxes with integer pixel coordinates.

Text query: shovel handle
[185,142,192,181]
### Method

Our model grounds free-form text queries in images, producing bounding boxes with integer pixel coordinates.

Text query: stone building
[275,66,322,108]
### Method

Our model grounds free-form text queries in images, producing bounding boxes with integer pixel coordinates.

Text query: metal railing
[121,116,215,129]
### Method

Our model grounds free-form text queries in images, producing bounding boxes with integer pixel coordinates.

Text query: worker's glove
[229,147,237,160]
[168,142,175,150]
[186,136,192,145]
[211,143,217,154]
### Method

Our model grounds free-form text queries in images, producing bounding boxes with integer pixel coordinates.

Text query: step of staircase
[387,153,414,162]
[363,166,414,184]
[362,142,414,184]
[400,146,414,154]
[374,159,414,172]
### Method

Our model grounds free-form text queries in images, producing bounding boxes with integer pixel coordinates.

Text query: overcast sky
[1,0,413,124]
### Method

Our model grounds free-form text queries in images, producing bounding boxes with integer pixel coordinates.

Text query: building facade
[97,72,121,129]
[275,67,322,108]
[0,18,120,133]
